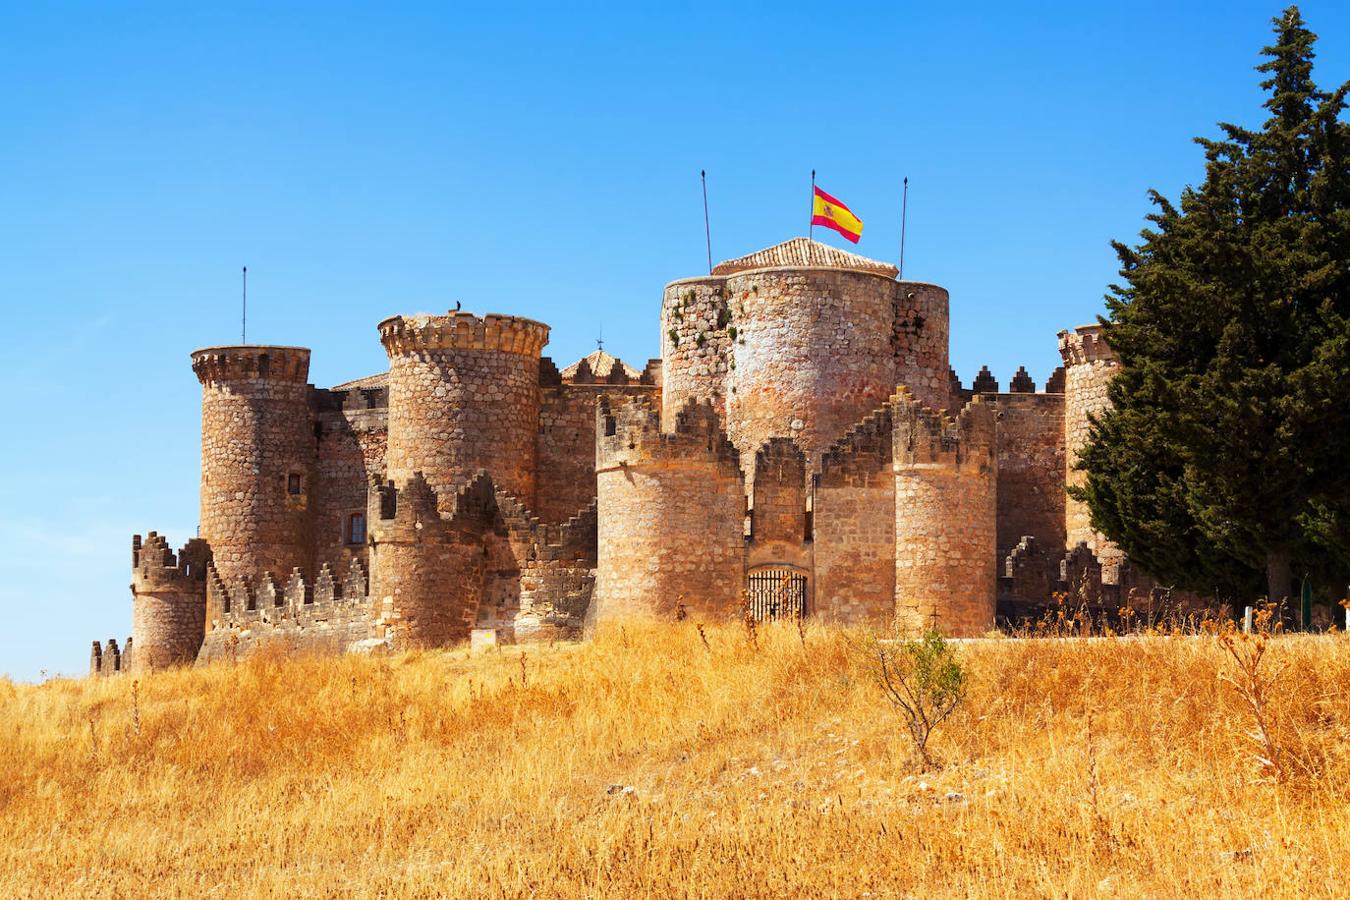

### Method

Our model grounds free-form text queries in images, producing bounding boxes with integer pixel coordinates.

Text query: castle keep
[93,237,1141,674]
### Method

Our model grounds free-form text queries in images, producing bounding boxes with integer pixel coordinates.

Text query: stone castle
[91,237,1143,675]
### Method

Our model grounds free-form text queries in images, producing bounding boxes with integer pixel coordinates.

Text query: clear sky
[1,2,1346,680]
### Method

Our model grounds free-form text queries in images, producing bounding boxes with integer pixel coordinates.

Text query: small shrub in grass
[862,630,965,768]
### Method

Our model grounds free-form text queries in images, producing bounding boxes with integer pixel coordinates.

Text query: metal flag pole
[809,170,816,240]
[241,266,248,344]
[899,177,909,279]
[701,170,713,276]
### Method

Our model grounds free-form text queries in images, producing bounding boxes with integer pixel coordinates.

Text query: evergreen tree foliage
[1075,6,1350,604]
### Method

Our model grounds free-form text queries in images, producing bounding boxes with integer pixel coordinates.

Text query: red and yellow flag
[811,186,863,243]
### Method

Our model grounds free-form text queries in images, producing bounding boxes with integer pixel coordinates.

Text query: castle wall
[192,346,316,585]
[813,407,896,625]
[312,386,387,577]
[1059,325,1122,563]
[380,313,549,512]
[198,559,374,664]
[593,398,745,622]
[988,391,1067,561]
[891,281,952,411]
[660,278,732,426]
[894,394,998,637]
[724,268,898,471]
[534,380,660,525]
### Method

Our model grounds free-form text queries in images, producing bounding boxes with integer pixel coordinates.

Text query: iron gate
[746,568,807,621]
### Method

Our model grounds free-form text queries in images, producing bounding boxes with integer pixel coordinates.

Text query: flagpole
[701,170,712,276]
[241,266,248,344]
[899,177,909,279]
[809,170,816,240]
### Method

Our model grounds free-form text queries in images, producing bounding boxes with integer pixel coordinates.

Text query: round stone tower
[592,396,746,623]
[192,345,315,585]
[659,239,951,477]
[129,532,210,672]
[1058,324,1122,563]
[379,312,550,512]
[893,392,998,637]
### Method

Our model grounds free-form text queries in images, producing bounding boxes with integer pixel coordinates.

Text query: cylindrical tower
[129,532,210,672]
[380,312,550,512]
[1058,324,1122,563]
[192,345,315,585]
[892,281,952,411]
[893,393,997,637]
[592,397,745,622]
[725,266,898,468]
[660,277,732,427]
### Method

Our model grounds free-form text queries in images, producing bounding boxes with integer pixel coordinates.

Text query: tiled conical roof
[711,237,898,278]
[560,349,642,380]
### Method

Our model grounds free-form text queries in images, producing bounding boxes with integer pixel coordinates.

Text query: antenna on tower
[597,322,604,352]
[241,266,248,344]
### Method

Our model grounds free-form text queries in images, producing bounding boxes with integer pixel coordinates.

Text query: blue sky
[1,2,1346,680]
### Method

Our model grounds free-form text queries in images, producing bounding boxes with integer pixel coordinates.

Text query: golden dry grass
[3,623,1349,897]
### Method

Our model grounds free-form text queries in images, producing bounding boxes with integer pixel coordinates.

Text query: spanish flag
[811,185,864,244]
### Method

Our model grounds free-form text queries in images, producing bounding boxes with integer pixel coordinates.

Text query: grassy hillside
[3,623,1348,897]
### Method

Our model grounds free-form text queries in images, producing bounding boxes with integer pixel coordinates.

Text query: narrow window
[287,473,302,496]
[347,512,366,546]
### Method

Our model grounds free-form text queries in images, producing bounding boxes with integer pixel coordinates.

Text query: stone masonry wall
[535,381,659,525]
[1059,325,1122,564]
[593,397,745,622]
[987,391,1067,561]
[894,392,998,637]
[813,405,896,625]
[891,281,952,412]
[725,268,899,475]
[660,278,733,427]
[192,346,315,586]
[381,313,549,513]
[129,532,210,672]
[312,386,387,578]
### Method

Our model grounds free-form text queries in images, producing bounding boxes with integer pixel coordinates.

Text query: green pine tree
[1074,6,1350,606]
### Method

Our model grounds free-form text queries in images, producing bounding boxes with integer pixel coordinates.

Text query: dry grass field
[3,621,1349,897]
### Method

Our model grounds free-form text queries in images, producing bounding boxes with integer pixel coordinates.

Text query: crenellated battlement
[1058,324,1118,367]
[893,390,996,471]
[597,396,740,471]
[190,345,311,385]
[952,365,1067,399]
[818,403,895,485]
[379,312,550,357]
[131,532,211,592]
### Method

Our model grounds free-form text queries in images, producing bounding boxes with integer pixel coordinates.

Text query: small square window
[347,513,366,546]
[287,473,302,495]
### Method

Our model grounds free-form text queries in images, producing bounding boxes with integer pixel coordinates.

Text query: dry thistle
[519,652,528,689]
[1218,620,1288,783]
[740,590,759,652]
[696,623,711,652]
[131,679,142,737]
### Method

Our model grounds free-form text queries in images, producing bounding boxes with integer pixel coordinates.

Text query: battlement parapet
[131,532,211,593]
[539,357,562,386]
[191,345,311,385]
[818,403,894,486]
[312,385,389,413]
[1045,366,1066,393]
[90,638,132,676]
[379,312,550,358]
[1009,366,1035,393]
[1058,324,1118,367]
[597,396,740,472]
[892,390,996,471]
[971,365,999,394]
[494,490,598,564]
